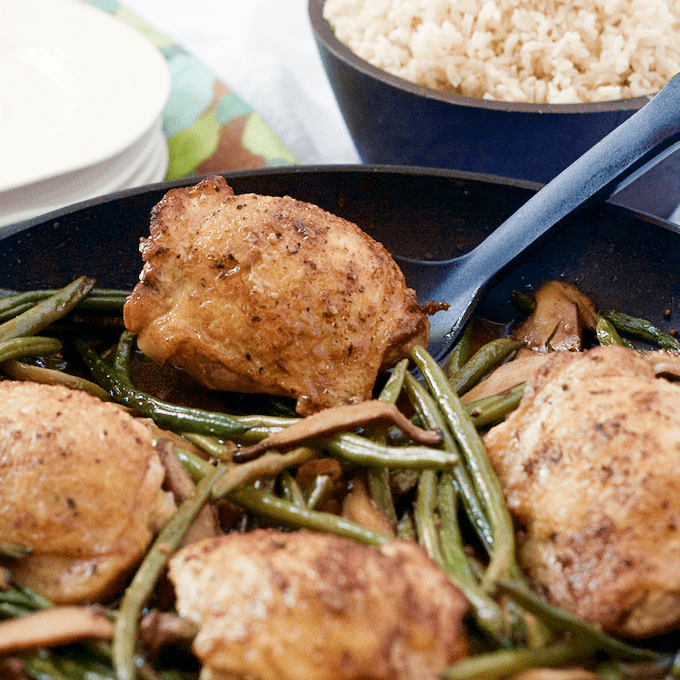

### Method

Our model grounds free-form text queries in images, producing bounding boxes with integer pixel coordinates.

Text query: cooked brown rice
[323,0,680,103]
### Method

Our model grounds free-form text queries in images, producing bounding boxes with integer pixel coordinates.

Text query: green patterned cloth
[83,0,298,180]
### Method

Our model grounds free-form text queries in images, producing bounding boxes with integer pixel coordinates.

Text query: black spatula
[396,72,680,362]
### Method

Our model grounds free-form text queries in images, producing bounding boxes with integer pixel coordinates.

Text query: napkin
[81,0,298,180]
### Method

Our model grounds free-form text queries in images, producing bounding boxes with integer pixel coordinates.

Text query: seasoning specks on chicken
[483,345,680,639]
[0,381,175,605]
[123,176,431,415]
[168,528,469,680]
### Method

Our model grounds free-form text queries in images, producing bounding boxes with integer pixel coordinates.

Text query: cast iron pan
[3,165,680,657]
[1,165,679,342]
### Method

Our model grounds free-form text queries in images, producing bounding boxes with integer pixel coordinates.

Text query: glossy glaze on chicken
[169,529,469,680]
[0,381,175,604]
[124,175,431,415]
[477,283,680,639]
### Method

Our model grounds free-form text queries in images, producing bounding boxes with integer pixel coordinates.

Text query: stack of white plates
[0,0,171,235]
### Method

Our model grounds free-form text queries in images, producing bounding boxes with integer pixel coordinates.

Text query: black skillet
[1,163,679,350]
[3,74,680,357]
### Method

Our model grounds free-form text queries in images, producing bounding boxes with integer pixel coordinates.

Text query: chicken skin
[483,345,680,638]
[168,529,469,680]
[123,176,430,415]
[0,381,175,604]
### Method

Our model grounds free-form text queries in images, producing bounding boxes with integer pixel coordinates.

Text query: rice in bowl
[322,0,680,104]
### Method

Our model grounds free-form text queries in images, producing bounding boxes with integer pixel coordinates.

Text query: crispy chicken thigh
[123,176,430,415]
[0,381,175,604]
[483,346,680,638]
[168,529,469,680]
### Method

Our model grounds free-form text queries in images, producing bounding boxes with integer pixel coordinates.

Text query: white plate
[0,0,170,192]
[128,131,169,187]
[0,124,169,231]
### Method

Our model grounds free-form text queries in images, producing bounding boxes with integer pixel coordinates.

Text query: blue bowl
[309,0,653,186]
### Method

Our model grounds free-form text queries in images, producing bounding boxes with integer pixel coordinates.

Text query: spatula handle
[426,72,680,360]
[470,72,680,281]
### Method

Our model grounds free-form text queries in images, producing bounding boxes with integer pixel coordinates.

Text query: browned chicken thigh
[168,528,469,680]
[123,176,430,415]
[483,345,680,638]
[0,381,175,604]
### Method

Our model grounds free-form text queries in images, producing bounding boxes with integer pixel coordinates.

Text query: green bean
[20,654,76,680]
[0,288,48,310]
[596,314,635,348]
[174,447,215,483]
[510,290,536,316]
[229,416,297,444]
[604,310,680,352]
[74,338,248,439]
[378,357,409,405]
[444,321,476,378]
[0,288,128,329]
[403,372,492,552]
[113,462,226,680]
[437,476,515,646]
[304,474,334,510]
[114,333,290,441]
[111,329,136,378]
[0,602,36,619]
[411,345,515,591]
[230,396,452,472]
[448,338,524,396]
[77,289,129,310]
[227,485,391,546]
[465,384,525,429]
[0,286,127,308]
[403,372,505,639]
[0,360,111,400]
[400,375,449,566]
[180,432,236,461]
[21,644,160,680]
[436,473,476,585]
[321,432,458,470]
[280,470,306,507]
[597,659,675,680]
[38,654,118,680]
[112,330,292,432]
[210,447,316,499]
[0,540,32,560]
[0,585,53,612]
[441,639,598,680]
[367,467,398,527]
[0,276,95,342]
[496,580,661,663]
[0,336,62,363]
[414,470,445,566]
[368,359,408,527]
[0,302,35,323]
